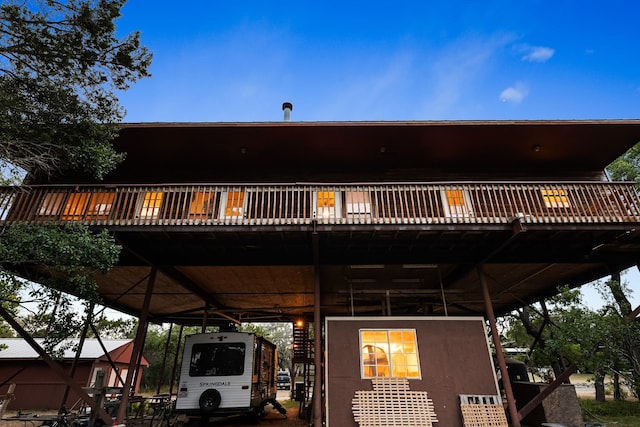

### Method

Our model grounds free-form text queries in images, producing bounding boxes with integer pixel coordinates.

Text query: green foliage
[0,223,121,300]
[580,399,640,426]
[504,279,640,400]
[0,270,21,337]
[607,143,640,185]
[139,324,200,392]
[0,0,152,179]
[90,314,136,339]
[240,322,294,371]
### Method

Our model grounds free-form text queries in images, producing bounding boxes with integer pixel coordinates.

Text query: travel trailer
[174,331,286,421]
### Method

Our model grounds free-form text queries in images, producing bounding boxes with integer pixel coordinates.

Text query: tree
[240,322,294,371]
[0,0,152,180]
[504,281,640,401]
[607,143,640,185]
[596,277,640,399]
[0,0,151,338]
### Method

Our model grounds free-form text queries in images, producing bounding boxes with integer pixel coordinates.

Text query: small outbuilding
[0,338,149,411]
[325,316,505,427]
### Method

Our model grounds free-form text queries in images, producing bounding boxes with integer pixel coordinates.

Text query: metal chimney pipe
[282,102,293,121]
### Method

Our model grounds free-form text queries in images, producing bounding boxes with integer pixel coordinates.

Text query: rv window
[189,343,246,376]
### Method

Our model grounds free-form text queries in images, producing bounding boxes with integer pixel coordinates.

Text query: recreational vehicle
[175,331,285,422]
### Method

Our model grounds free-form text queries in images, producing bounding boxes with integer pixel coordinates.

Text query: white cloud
[521,45,555,63]
[500,83,528,104]
[419,33,515,118]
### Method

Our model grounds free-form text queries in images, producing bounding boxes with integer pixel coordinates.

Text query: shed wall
[0,361,93,410]
[325,316,499,427]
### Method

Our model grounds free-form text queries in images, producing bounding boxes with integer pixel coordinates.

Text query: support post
[169,324,184,396]
[60,302,93,409]
[478,266,521,427]
[157,323,174,395]
[116,266,156,424]
[312,231,322,427]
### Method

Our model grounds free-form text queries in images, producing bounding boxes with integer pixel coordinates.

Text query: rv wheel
[198,388,222,413]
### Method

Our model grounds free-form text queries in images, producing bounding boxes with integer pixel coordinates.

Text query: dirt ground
[0,375,615,427]
[1,390,307,427]
[1,407,307,427]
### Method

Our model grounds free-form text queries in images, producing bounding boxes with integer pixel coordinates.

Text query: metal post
[478,266,521,427]
[169,324,184,396]
[312,231,322,427]
[60,302,93,409]
[157,323,174,395]
[116,266,156,424]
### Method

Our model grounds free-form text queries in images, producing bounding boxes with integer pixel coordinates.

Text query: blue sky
[108,1,640,310]
[115,1,640,123]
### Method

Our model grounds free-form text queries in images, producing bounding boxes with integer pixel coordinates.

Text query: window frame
[313,190,341,220]
[85,192,116,220]
[219,190,246,220]
[541,188,570,209]
[136,191,164,219]
[345,191,372,217]
[359,328,421,380]
[37,192,66,217]
[189,191,218,218]
[441,188,473,218]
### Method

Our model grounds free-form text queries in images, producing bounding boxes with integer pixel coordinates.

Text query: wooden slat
[1,182,639,227]
[352,378,438,427]
[459,394,508,427]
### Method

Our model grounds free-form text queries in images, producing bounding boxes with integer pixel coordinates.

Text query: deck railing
[0,182,639,227]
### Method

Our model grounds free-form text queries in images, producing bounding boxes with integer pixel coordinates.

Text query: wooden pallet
[459,394,508,427]
[352,377,438,427]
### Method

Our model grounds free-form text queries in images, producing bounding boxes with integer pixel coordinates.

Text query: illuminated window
[345,191,371,215]
[541,189,570,208]
[222,191,245,218]
[61,193,90,220]
[360,329,421,379]
[138,192,163,219]
[315,191,340,219]
[442,189,472,217]
[38,193,65,216]
[86,193,115,220]
[189,192,217,218]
